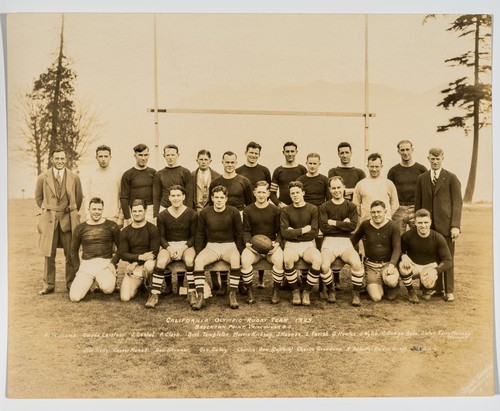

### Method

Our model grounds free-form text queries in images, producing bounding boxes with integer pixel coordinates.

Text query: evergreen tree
[434,14,492,202]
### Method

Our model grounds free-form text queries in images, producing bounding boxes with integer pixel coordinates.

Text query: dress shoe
[38,288,54,295]
[246,285,255,304]
[271,284,280,304]
[145,293,159,309]
[408,289,420,304]
[421,291,432,300]
[229,291,239,309]
[292,289,301,306]
[327,288,336,304]
[445,293,455,302]
[301,290,311,306]
[351,290,361,307]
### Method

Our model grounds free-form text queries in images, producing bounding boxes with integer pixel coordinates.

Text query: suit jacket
[35,167,83,256]
[191,168,220,210]
[415,168,462,237]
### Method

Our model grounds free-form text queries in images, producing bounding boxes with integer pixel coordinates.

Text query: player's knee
[69,292,83,302]
[144,260,156,273]
[100,284,115,294]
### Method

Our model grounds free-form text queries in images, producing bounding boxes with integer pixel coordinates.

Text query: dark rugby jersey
[157,207,197,249]
[114,222,160,265]
[280,203,318,242]
[120,167,156,219]
[270,165,307,205]
[401,228,452,273]
[195,206,244,253]
[152,165,193,216]
[387,163,427,204]
[208,175,253,211]
[297,174,332,206]
[242,203,282,246]
[319,200,358,238]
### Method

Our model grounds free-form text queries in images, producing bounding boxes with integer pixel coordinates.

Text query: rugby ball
[250,234,273,254]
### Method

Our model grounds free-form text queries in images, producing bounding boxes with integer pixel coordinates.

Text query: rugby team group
[34,139,462,310]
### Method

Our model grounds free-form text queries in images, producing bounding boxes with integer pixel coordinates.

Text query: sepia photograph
[1,1,499,410]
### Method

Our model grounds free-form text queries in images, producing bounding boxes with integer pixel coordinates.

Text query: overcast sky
[5,11,493,201]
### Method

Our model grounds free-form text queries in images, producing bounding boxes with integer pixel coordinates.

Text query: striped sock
[305,268,321,291]
[351,267,364,289]
[399,269,413,288]
[241,267,254,286]
[186,267,195,292]
[284,268,298,288]
[229,269,241,291]
[193,270,205,294]
[151,267,164,294]
[320,269,334,287]
[272,267,284,283]
[333,268,341,284]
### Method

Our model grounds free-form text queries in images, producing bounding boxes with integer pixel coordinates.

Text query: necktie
[432,171,438,186]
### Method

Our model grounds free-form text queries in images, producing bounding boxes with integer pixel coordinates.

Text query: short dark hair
[288,180,304,190]
[88,197,104,208]
[130,199,147,210]
[367,152,382,163]
[337,142,352,152]
[254,180,270,190]
[283,142,298,150]
[50,147,65,157]
[246,141,262,152]
[133,144,149,153]
[169,185,186,195]
[163,144,179,154]
[328,176,345,187]
[415,208,431,219]
[211,185,228,196]
[307,152,321,161]
[95,145,111,155]
[222,151,237,159]
[370,200,386,209]
[197,149,212,159]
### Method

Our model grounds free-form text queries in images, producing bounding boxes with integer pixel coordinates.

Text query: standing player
[208,151,252,295]
[387,140,427,234]
[270,142,307,208]
[399,208,452,303]
[241,181,284,304]
[153,144,193,217]
[191,149,220,212]
[69,198,120,302]
[350,200,401,302]
[415,147,462,302]
[297,153,331,206]
[35,147,83,295]
[236,141,272,289]
[83,145,123,224]
[328,142,366,201]
[118,199,160,302]
[280,181,322,306]
[147,185,197,308]
[319,177,364,306]
[353,152,399,222]
[193,186,244,310]
[120,144,156,225]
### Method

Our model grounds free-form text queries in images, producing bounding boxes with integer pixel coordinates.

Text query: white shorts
[166,240,187,250]
[75,258,113,279]
[321,237,354,257]
[205,242,239,260]
[284,240,316,258]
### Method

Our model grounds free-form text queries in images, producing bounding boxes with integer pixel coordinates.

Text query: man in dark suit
[35,147,83,295]
[191,149,222,294]
[415,147,462,302]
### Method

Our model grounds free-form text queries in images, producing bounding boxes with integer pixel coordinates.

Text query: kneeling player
[193,185,244,310]
[281,181,322,306]
[319,176,364,306]
[118,199,160,302]
[241,181,284,304]
[146,185,198,308]
[399,208,452,303]
[350,200,401,302]
[69,197,120,302]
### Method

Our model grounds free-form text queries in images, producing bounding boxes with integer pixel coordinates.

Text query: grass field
[6,199,495,398]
